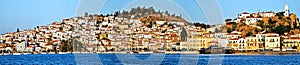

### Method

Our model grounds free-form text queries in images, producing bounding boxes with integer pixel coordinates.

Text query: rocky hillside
[224,12,300,37]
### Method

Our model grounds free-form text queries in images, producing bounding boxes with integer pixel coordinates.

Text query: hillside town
[0,5,300,54]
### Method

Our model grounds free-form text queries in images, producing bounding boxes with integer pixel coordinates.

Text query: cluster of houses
[230,4,290,25]
[218,4,299,52]
[0,4,299,53]
[179,4,300,52]
[0,11,184,53]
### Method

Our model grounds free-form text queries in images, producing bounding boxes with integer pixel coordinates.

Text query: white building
[156,21,166,25]
[238,12,250,19]
[227,38,246,50]
[259,12,275,17]
[16,42,26,52]
[245,17,262,25]
[264,33,280,50]
[227,31,241,39]
[214,33,228,38]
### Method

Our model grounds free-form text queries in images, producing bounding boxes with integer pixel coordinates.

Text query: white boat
[4,53,12,55]
[58,52,67,54]
[13,53,21,55]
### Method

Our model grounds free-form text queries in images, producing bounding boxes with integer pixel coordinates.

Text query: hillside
[117,6,187,23]
[223,12,300,37]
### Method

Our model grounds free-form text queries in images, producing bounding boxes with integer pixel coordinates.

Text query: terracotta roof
[229,38,239,40]
[266,35,279,37]
[242,12,249,14]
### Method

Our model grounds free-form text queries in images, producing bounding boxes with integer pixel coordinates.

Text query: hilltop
[221,12,299,38]
[117,6,187,23]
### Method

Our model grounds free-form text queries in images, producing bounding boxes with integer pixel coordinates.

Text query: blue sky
[0,0,299,33]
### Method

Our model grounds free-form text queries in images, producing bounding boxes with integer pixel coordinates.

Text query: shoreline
[2,51,300,56]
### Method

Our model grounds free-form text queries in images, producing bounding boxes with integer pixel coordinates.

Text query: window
[270,39,275,42]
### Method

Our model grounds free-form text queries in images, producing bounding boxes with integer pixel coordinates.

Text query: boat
[153,50,165,53]
[133,51,139,54]
[224,47,235,54]
[199,45,235,54]
[13,53,21,55]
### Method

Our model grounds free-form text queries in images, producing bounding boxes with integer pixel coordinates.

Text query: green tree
[227,28,233,33]
[273,25,290,35]
[276,12,284,19]
[232,24,237,31]
[245,31,252,37]
[16,28,20,32]
[214,28,220,33]
[60,40,69,52]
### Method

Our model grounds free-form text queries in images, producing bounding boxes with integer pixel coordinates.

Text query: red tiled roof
[229,38,239,40]
[242,12,249,14]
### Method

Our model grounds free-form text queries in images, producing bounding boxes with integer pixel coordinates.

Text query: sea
[0,54,300,65]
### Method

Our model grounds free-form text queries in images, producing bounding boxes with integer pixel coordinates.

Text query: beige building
[180,38,201,51]
[264,33,280,50]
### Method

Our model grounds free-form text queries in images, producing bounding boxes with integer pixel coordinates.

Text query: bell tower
[284,4,289,17]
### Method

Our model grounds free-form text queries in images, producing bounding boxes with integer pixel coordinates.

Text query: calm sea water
[0,54,300,65]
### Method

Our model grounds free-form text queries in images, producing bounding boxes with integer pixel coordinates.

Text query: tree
[68,39,73,52]
[280,37,284,52]
[61,22,65,24]
[59,27,64,31]
[276,12,284,19]
[85,12,88,17]
[214,28,220,33]
[225,19,232,22]
[273,25,290,35]
[194,23,210,29]
[232,24,237,31]
[16,28,20,32]
[245,31,253,37]
[227,28,233,33]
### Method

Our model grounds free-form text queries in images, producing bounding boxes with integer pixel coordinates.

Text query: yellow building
[282,36,299,52]
[245,36,259,51]
[200,37,216,48]
[180,37,216,51]
[255,33,265,50]
[99,32,107,39]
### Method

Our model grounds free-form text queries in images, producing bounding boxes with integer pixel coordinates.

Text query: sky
[0,0,299,34]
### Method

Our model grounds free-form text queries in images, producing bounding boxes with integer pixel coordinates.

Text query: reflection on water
[0,54,300,65]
